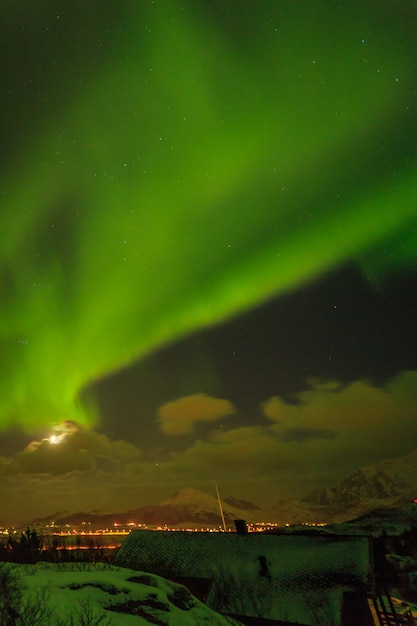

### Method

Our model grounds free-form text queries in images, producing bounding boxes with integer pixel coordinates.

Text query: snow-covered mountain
[325,502,417,536]
[223,496,260,510]
[30,488,255,529]
[138,487,241,526]
[26,451,417,529]
[301,450,417,521]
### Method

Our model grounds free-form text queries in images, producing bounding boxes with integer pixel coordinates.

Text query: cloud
[52,420,80,435]
[0,455,20,477]
[3,373,417,526]
[150,371,417,503]
[257,371,417,474]
[16,424,141,475]
[279,428,337,443]
[18,440,94,475]
[157,393,236,435]
[261,372,417,457]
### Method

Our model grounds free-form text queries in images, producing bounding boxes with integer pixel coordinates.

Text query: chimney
[234,519,248,534]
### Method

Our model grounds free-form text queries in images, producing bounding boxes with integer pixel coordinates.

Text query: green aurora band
[1,1,417,430]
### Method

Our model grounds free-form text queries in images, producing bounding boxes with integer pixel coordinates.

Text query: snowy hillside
[326,502,417,536]
[161,488,238,518]
[223,496,260,511]
[0,562,241,625]
[134,488,243,526]
[302,451,417,515]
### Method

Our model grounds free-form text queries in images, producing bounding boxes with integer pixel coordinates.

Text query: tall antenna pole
[215,483,227,532]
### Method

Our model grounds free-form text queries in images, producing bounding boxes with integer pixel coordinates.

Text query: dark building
[114,530,376,625]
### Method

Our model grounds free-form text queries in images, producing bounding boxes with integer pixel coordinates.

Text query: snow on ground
[3,562,242,625]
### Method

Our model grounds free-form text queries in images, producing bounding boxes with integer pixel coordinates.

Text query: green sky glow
[1,1,417,430]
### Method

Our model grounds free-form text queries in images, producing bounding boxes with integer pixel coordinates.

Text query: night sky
[1,1,417,525]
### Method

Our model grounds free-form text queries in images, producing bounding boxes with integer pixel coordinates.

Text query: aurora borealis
[1,1,417,524]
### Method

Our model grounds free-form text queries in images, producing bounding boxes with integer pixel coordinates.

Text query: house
[114,530,375,625]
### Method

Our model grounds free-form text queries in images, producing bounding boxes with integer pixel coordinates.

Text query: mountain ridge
[302,450,417,512]
[26,450,417,529]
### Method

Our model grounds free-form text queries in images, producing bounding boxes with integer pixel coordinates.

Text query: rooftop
[114,530,374,625]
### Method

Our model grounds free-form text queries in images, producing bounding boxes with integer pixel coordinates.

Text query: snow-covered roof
[114,531,374,625]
